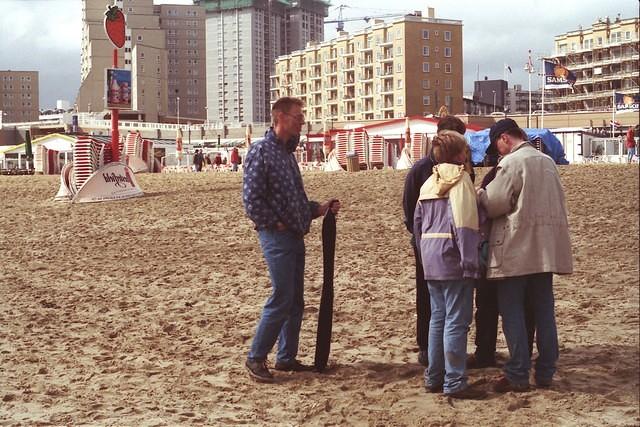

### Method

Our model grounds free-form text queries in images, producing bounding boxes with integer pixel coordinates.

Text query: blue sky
[0,0,637,108]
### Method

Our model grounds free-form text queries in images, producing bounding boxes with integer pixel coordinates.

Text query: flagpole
[611,90,615,139]
[540,58,545,129]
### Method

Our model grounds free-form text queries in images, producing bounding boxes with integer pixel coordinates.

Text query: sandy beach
[0,164,638,426]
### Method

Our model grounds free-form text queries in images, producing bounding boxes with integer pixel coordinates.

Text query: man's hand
[318,199,341,217]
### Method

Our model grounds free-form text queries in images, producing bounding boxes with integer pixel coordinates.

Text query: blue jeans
[628,146,636,163]
[425,279,474,394]
[496,273,559,385]
[248,230,305,364]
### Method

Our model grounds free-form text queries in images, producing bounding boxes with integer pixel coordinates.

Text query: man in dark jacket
[402,116,469,366]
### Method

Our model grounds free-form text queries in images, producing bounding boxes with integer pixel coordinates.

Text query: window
[444,63,452,73]
[444,79,452,89]
[445,95,452,106]
[396,46,402,55]
[625,31,631,40]
[137,35,143,42]
[435,62,440,69]
[397,79,403,89]
[444,47,452,57]
[422,79,430,89]
[396,63,402,72]
[397,96,403,106]
[423,95,430,105]
[422,30,429,40]
[422,62,430,73]
[444,31,451,41]
[422,46,430,56]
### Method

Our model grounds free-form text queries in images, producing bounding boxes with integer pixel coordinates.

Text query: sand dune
[0,164,638,426]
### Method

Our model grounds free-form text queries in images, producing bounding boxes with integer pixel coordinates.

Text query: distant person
[193,149,204,172]
[204,153,212,171]
[402,115,473,367]
[230,147,240,171]
[214,152,222,169]
[414,130,485,399]
[242,96,341,382]
[477,119,572,392]
[626,127,636,163]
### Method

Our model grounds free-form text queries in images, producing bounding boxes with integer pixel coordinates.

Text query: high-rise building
[0,71,39,123]
[270,8,463,123]
[202,0,328,125]
[77,0,205,123]
[546,15,639,112]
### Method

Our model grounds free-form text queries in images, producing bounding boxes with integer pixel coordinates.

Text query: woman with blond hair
[413,130,485,399]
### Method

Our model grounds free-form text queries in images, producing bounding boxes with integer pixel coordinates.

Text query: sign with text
[615,92,640,113]
[543,60,577,89]
[105,68,132,110]
[73,162,143,203]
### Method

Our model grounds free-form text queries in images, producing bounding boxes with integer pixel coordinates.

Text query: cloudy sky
[0,0,636,109]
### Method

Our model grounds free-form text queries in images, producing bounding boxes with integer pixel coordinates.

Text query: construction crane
[325,5,406,32]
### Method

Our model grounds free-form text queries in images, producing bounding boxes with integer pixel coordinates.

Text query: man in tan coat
[477,119,572,393]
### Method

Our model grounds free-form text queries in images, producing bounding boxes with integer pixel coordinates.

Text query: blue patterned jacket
[242,128,319,235]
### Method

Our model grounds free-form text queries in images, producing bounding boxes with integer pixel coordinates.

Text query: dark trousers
[474,278,535,363]
[413,245,431,351]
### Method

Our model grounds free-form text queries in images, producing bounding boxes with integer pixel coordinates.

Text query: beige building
[270,8,463,124]
[77,0,205,123]
[0,71,39,123]
[547,15,639,112]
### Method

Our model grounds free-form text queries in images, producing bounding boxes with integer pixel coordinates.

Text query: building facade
[473,78,507,113]
[203,0,329,125]
[270,8,463,124]
[546,15,639,112]
[77,0,205,123]
[505,84,542,114]
[0,71,39,123]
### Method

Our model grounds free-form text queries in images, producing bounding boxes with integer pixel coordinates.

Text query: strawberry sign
[104,4,126,49]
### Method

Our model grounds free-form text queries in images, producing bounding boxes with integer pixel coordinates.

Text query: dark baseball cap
[489,118,520,148]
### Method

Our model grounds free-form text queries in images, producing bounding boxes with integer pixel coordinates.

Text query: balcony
[380,55,394,63]
[380,86,394,94]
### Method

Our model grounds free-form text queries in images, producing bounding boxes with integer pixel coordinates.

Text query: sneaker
[466,354,497,369]
[445,385,488,400]
[492,376,530,393]
[274,359,315,372]
[418,350,429,367]
[245,359,274,383]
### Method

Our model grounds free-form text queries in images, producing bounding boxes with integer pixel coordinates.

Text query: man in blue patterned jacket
[243,97,341,383]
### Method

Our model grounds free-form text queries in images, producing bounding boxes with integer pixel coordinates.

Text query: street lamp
[177,96,180,126]
[492,90,497,113]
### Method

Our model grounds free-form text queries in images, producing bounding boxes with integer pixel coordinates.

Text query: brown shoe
[492,376,529,393]
[245,359,274,383]
[445,385,487,400]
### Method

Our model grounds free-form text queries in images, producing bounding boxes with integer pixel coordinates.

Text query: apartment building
[0,71,39,123]
[77,0,205,122]
[270,8,463,124]
[546,15,639,112]
[203,0,328,125]
[158,3,207,122]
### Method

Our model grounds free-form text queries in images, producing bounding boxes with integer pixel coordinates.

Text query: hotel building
[270,8,463,123]
[546,15,639,112]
